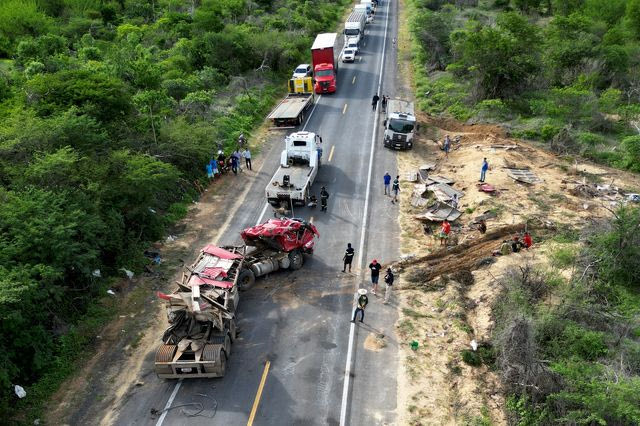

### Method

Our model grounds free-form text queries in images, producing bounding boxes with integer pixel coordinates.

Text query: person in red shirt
[440,219,451,246]
[523,231,533,248]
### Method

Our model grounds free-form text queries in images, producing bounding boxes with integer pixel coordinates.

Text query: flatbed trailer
[268,78,315,128]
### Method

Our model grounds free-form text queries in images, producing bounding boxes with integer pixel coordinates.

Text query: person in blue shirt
[384,172,391,195]
[480,158,489,182]
[206,162,213,179]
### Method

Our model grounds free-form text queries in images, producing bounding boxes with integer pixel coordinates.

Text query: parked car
[345,37,359,55]
[341,48,356,63]
[292,64,312,78]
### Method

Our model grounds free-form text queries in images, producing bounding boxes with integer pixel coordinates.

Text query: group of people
[383,172,401,203]
[372,94,389,112]
[206,134,252,180]
[342,243,396,323]
[494,232,533,256]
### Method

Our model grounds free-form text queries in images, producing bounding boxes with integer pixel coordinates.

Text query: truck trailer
[267,77,315,128]
[154,218,319,379]
[311,33,339,94]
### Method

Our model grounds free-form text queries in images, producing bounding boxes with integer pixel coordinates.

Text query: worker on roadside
[242,148,252,170]
[443,135,451,158]
[523,231,533,248]
[230,152,239,175]
[369,259,382,295]
[480,158,489,183]
[351,288,369,323]
[478,219,487,234]
[384,171,391,195]
[511,235,525,253]
[206,162,214,180]
[320,186,329,212]
[381,95,388,112]
[238,133,246,147]
[392,175,400,203]
[343,243,355,273]
[233,150,243,172]
[372,93,380,111]
[439,219,451,246]
[383,267,394,304]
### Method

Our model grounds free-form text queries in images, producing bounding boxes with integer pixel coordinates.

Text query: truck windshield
[345,29,360,36]
[315,69,333,77]
[293,141,307,147]
[388,119,415,134]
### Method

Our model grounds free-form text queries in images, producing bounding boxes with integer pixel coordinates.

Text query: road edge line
[339,2,391,425]
[155,379,182,426]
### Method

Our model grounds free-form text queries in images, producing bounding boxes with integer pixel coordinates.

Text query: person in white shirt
[242,149,252,170]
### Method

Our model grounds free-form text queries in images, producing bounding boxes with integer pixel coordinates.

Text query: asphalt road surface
[111,2,401,424]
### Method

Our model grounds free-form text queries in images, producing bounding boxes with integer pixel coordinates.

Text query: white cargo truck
[383,99,417,150]
[266,131,323,210]
[344,11,366,39]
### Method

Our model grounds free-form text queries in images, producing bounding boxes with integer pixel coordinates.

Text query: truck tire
[224,334,232,357]
[218,348,227,376]
[288,249,304,270]
[237,268,255,291]
[229,317,237,342]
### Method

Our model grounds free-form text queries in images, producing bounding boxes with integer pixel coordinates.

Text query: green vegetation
[491,207,640,424]
[0,0,349,419]
[408,0,640,171]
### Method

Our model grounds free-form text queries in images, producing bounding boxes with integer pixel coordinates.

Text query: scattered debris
[477,183,497,193]
[405,171,418,182]
[120,268,134,280]
[92,269,102,278]
[470,340,478,351]
[428,183,464,204]
[167,235,177,242]
[415,203,462,222]
[411,184,430,208]
[490,144,518,150]
[424,175,455,185]
[472,210,498,223]
[628,193,640,203]
[14,385,26,399]
[107,289,116,296]
[506,168,542,184]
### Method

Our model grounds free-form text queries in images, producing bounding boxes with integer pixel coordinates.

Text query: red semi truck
[311,33,339,94]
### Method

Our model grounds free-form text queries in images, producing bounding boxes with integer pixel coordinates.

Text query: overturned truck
[154,218,319,378]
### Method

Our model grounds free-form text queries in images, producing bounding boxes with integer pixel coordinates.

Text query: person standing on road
[384,171,391,195]
[391,175,400,203]
[242,148,252,170]
[233,150,243,172]
[343,243,355,272]
[320,186,329,212]
[480,158,489,182]
[381,95,388,112]
[351,289,369,323]
[383,267,394,304]
[372,94,380,111]
[440,219,451,246]
[368,259,382,294]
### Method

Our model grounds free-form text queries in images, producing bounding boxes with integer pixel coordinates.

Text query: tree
[132,90,176,144]
[451,12,542,99]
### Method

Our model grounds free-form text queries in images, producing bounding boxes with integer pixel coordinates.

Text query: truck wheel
[224,334,232,357]
[218,348,227,376]
[288,249,304,270]
[237,268,255,291]
[229,318,237,342]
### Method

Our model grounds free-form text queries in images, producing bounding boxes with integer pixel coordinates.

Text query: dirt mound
[418,111,507,138]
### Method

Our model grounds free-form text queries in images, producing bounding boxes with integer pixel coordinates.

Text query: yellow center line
[352,76,356,84]
[328,145,335,162]
[342,103,348,114]
[247,360,271,426]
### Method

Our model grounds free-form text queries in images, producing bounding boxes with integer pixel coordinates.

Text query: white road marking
[352,76,356,84]
[339,2,391,426]
[342,104,348,114]
[156,94,325,426]
[155,379,182,426]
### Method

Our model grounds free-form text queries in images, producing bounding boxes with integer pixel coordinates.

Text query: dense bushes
[491,207,640,424]
[408,0,640,171]
[0,0,349,419]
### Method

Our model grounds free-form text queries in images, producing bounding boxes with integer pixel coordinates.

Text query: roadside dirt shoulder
[45,131,280,425]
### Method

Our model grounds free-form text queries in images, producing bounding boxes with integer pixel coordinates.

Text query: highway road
[108,1,401,424]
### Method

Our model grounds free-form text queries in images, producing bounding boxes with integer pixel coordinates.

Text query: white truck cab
[384,99,417,150]
[267,132,323,208]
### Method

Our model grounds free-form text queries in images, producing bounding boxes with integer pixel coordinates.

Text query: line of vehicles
[154,0,417,380]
